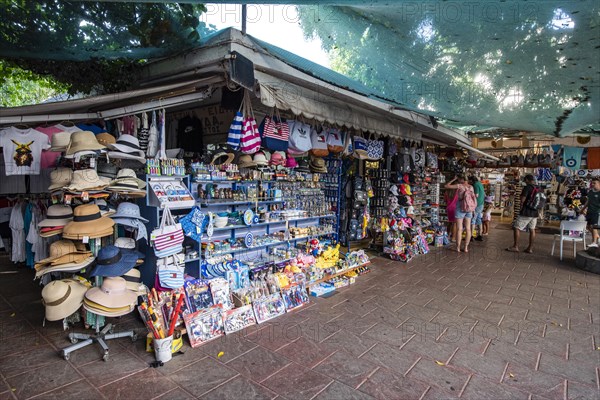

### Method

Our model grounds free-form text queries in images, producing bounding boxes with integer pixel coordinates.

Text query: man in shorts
[581,177,600,247]
[507,175,538,254]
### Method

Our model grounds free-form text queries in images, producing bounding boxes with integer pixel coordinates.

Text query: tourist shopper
[445,188,458,242]
[445,175,475,253]
[469,175,485,241]
[482,195,494,236]
[506,174,538,254]
[582,177,600,247]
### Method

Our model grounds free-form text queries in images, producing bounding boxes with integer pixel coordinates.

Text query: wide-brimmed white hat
[42,279,89,321]
[107,135,146,163]
[38,205,73,228]
[83,277,137,317]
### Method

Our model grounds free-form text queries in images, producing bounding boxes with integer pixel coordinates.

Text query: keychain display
[222,305,256,334]
[184,305,224,348]
[252,292,286,323]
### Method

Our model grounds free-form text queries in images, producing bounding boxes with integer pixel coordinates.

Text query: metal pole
[241,4,247,34]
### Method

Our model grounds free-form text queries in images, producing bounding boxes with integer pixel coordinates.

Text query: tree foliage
[0,1,214,98]
[0,61,69,107]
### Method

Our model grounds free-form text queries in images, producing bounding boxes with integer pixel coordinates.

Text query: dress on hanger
[9,202,25,263]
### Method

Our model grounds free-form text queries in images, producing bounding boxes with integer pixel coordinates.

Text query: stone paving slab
[1,228,600,399]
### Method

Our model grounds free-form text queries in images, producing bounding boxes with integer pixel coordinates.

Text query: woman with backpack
[445,175,477,252]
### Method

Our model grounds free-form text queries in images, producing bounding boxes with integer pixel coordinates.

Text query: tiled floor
[1,227,599,399]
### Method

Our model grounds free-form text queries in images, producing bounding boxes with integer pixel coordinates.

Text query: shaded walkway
[0,228,598,399]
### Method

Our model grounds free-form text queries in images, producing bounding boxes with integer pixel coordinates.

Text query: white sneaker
[588,243,599,248]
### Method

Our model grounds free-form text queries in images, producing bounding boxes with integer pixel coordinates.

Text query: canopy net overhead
[1,1,599,137]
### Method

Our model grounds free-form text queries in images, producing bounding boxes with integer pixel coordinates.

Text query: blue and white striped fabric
[227,111,243,150]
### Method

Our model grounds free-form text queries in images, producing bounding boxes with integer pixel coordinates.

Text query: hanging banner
[562,146,584,169]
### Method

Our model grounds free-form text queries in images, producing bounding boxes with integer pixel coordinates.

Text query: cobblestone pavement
[0,227,599,399]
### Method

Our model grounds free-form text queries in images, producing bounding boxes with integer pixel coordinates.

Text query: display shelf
[184,257,200,264]
[211,214,336,232]
[306,261,371,288]
[197,199,287,207]
[206,232,336,257]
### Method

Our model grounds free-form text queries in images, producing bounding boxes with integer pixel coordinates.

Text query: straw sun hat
[66,131,106,155]
[84,277,138,317]
[62,204,115,240]
[42,279,89,321]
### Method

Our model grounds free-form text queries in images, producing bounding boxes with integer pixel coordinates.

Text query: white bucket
[154,335,173,363]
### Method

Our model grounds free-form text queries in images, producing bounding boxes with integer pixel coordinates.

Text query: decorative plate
[243,209,254,226]
[244,232,254,248]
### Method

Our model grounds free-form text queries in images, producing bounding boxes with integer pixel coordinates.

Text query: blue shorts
[472,204,484,225]
[455,209,473,220]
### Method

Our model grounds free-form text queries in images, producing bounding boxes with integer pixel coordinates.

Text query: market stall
[0,28,492,363]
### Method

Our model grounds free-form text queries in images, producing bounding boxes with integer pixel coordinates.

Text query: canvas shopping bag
[310,127,329,157]
[227,94,244,150]
[157,254,185,289]
[288,119,313,153]
[366,134,384,160]
[353,134,368,159]
[260,107,289,151]
[326,128,345,153]
[151,207,184,257]
[239,90,261,154]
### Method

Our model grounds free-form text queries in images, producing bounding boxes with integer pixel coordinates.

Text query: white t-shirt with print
[0,127,50,175]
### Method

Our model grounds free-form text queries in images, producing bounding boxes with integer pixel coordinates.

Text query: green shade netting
[1,1,599,137]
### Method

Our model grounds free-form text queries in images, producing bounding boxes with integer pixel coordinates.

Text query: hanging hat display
[48,168,73,192]
[238,154,257,168]
[62,204,115,240]
[42,279,89,321]
[96,133,116,147]
[309,156,327,173]
[63,169,111,192]
[38,205,74,237]
[66,131,106,155]
[35,240,94,278]
[93,199,116,217]
[83,277,137,317]
[90,245,139,278]
[121,268,145,294]
[49,131,72,152]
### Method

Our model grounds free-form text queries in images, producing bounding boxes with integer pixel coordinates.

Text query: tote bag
[353,134,368,159]
[157,254,185,289]
[240,91,261,154]
[260,107,289,151]
[326,128,345,153]
[288,120,313,153]
[151,207,184,257]
[366,134,384,160]
[227,108,243,151]
[310,127,329,157]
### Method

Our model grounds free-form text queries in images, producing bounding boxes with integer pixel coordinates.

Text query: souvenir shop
[455,139,600,228]
[0,28,474,362]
